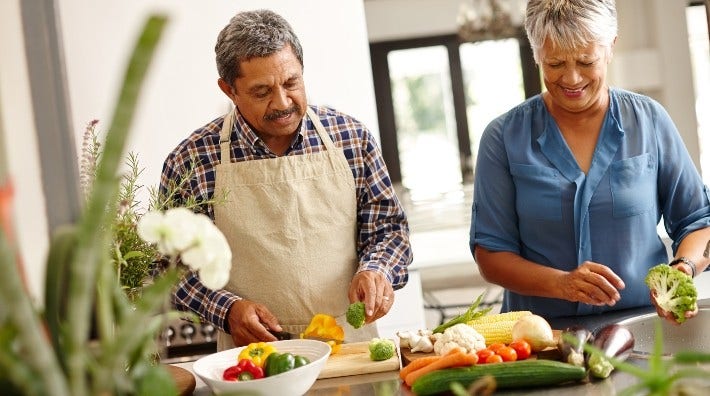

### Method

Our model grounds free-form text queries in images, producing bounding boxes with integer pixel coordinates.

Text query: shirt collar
[232,108,305,152]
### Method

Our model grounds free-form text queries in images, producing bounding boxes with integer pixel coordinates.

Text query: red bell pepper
[222,358,265,381]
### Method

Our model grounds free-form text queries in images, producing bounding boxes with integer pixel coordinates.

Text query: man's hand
[226,299,282,346]
[348,271,394,324]
[558,261,625,306]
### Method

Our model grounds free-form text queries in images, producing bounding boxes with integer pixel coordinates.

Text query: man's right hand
[226,299,282,346]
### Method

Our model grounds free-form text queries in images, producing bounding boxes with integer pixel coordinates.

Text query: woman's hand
[650,263,699,325]
[558,261,625,306]
[650,289,698,325]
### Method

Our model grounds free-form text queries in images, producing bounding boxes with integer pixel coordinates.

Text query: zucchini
[410,359,586,396]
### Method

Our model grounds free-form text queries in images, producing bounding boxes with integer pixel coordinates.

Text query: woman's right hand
[559,261,625,306]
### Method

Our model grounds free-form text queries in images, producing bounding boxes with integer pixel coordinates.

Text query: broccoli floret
[587,352,614,379]
[645,263,698,323]
[346,301,366,329]
[368,338,396,361]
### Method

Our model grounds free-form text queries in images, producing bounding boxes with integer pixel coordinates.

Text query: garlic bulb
[398,329,435,353]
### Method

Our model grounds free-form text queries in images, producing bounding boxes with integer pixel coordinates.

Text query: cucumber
[411,359,587,396]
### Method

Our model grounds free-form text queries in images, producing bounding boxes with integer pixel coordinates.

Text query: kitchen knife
[269,330,343,345]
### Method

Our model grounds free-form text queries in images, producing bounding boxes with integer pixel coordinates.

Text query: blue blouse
[470,88,710,318]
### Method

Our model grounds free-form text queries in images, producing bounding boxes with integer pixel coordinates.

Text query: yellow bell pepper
[301,314,345,354]
[237,342,277,368]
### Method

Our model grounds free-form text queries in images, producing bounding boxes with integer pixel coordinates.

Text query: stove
[159,318,218,363]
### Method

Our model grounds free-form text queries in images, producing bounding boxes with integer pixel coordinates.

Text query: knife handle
[268,330,293,340]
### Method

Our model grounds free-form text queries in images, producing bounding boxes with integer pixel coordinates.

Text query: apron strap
[306,107,337,152]
[219,109,235,165]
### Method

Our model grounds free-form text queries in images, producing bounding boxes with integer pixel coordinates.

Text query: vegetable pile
[222,342,311,382]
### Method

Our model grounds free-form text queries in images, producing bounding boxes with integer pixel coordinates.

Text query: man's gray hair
[215,9,304,86]
[524,0,617,63]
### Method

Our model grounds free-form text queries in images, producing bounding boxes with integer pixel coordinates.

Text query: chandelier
[457,0,527,42]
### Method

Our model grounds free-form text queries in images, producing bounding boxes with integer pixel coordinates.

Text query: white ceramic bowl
[192,339,331,395]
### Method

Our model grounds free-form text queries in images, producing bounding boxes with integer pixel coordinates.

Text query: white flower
[137,208,232,289]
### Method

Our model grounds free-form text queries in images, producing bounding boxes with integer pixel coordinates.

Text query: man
[160,9,412,349]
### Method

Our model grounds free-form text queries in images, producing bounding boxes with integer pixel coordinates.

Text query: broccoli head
[645,263,697,323]
[368,338,396,361]
[346,301,366,329]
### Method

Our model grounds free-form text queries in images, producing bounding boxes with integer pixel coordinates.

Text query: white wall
[58,0,380,211]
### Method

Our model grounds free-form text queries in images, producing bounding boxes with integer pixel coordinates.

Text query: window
[687,1,710,180]
[370,33,539,209]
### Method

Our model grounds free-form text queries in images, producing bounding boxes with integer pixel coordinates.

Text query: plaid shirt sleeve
[160,123,240,332]
[171,271,240,333]
[351,122,413,290]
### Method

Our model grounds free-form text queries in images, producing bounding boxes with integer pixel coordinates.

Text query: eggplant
[558,325,593,367]
[587,324,635,379]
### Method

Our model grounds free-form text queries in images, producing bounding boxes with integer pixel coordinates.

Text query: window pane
[460,39,526,177]
[388,46,462,201]
[686,5,710,181]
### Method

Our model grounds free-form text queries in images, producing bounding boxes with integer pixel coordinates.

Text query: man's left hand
[349,271,394,323]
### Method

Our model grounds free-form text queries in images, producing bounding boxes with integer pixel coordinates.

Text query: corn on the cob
[467,311,532,345]
[468,310,532,325]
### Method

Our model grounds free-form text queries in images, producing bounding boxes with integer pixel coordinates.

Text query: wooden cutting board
[165,365,196,396]
[317,340,400,379]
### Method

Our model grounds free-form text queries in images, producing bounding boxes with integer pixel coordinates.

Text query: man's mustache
[264,105,301,121]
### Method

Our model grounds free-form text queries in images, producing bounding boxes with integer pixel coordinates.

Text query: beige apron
[215,107,378,350]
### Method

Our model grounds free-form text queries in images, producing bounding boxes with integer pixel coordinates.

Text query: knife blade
[268,330,343,345]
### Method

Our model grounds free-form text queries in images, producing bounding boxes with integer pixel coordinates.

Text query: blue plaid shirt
[160,105,412,332]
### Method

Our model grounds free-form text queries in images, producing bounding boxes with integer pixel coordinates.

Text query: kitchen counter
[177,297,710,395]
[174,357,674,396]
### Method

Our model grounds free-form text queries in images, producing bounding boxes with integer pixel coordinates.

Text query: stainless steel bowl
[616,305,710,357]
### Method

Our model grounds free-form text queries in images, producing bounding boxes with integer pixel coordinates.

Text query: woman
[469,0,710,323]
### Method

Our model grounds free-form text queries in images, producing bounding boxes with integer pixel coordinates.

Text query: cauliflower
[397,329,434,353]
[645,263,698,323]
[346,301,366,329]
[368,338,396,361]
[433,323,486,356]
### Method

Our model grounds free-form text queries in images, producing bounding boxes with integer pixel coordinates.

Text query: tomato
[497,346,518,362]
[509,340,532,360]
[476,348,495,363]
[488,343,506,353]
[485,354,504,364]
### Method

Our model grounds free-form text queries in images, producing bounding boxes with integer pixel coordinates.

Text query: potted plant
[0,14,231,396]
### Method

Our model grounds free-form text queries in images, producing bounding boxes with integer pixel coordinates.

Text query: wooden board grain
[317,340,400,379]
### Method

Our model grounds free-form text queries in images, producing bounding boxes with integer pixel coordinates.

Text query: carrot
[404,351,478,386]
[400,349,463,380]
[399,355,441,380]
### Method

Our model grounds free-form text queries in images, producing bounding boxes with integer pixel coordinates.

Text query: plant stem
[0,228,70,395]
[63,15,167,396]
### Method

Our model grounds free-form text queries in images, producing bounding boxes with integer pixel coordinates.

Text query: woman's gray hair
[215,9,304,86]
[524,0,617,63]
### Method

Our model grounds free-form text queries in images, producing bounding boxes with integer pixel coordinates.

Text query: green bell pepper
[264,352,311,377]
